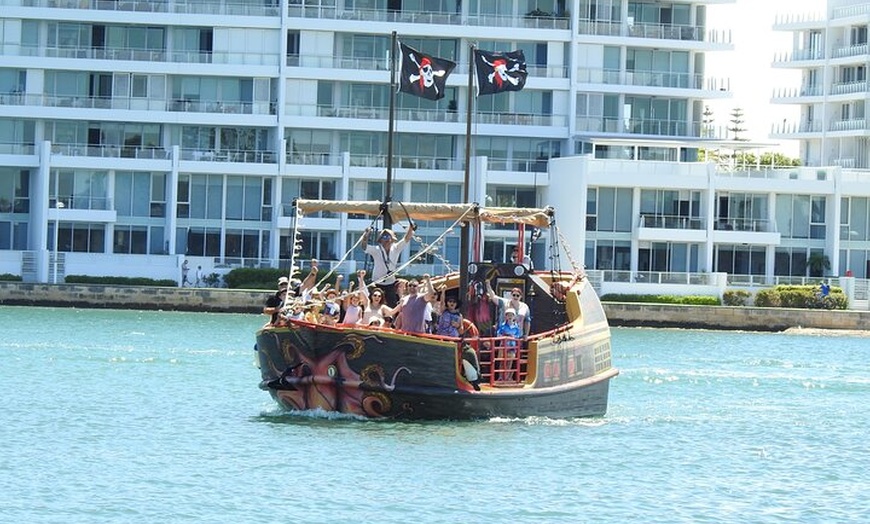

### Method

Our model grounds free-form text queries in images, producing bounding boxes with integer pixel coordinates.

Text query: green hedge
[600,294,721,306]
[64,275,177,287]
[722,289,751,306]
[0,273,22,282]
[754,285,847,310]
[223,267,344,290]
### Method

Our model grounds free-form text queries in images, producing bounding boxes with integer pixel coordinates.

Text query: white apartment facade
[8,0,863,290]
[766,0,870,282]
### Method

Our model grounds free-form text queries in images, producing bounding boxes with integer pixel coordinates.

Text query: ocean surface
[1,305,868,523]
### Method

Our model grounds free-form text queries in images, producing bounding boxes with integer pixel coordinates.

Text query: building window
[113,225,148,254]
[52,223,105,253]
[716,244,766,276]
[185,227,221,256]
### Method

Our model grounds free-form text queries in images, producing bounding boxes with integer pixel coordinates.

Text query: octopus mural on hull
[264,331,412,418]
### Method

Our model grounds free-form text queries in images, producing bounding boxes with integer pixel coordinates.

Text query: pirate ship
[253,34,617,420]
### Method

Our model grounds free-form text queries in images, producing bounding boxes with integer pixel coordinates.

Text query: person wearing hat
[262,276,289,325]
[360,224,415,307]
[435,288,463,337]
[495,307,523,381]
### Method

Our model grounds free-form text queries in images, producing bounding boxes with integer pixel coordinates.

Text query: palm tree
[806,252,831,277]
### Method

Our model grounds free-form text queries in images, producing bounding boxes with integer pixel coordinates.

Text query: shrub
[600,294,720,306]
[753,288,781,307]
[64,275,177,287]
[722,289,750,306]
[0,273,22,282]
[752,285,847,310]
[223,267,345,290]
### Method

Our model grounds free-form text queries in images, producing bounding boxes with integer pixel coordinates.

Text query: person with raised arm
[360,225,415,307]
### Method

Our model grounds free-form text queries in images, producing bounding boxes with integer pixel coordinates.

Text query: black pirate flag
[398,42,456,101]
[474,49,528,96]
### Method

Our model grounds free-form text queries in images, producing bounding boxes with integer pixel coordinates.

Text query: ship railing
[474,336,528,387]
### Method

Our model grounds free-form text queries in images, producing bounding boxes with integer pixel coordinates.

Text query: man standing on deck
[361,225,415,307]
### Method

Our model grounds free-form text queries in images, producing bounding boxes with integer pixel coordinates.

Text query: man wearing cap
[361,225,414,307]
[262,276,289,325]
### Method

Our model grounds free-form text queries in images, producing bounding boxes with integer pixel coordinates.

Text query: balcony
[638,214,706,242]
[713,218,781,246]
[772,49,825,63]
[833,43,869,60]
[577,19,730,44]
[17,0,280,16]
[830,118,868,132]
[169,98,274,115]
[286,4,568,30]
[180,148,276,163]
[831,80,868,96]
[51,143,170,159]
[770,85,823,100]
[576,68,730,92]
[15,44,279,66]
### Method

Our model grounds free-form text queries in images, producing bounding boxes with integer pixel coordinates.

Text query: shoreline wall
[2,283,869,332]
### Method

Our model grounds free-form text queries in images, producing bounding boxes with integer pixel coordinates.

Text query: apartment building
[766,0,870,281]
[18,0,849,287]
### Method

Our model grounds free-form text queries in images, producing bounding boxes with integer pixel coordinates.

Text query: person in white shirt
[361,226,414,307]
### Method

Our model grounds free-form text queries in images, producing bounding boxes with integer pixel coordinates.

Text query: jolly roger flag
[474,49,528,96]
[398,42,456,101]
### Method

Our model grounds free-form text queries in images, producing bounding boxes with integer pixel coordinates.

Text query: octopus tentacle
[383,366,411,391]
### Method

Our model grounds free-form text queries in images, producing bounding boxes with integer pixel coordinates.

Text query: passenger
[510,246,533,270]
[360,225,415,307]
[303,303,320,324]
[340,271,367,325]
[263,276,289,325]
[280,302,305,322]
[357,288,400,327]
[319,288,341,325]
[486,281,531,338]
[393,278,410,330]
[395,275,435,334]
[461,343,482,391]
[435,294,463,337]
[495,308,523,381]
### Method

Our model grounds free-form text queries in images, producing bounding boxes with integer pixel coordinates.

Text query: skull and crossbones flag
[398,42,456,101]
[474,49,528,96]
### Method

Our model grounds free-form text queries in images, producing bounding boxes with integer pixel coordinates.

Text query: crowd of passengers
[262,226,531,340]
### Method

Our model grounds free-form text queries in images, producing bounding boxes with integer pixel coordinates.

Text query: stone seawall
[603,303,870,332]
[0,282,268,314]
[2,283,869,332]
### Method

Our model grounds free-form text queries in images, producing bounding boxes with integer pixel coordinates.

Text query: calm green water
[1,306,868,523]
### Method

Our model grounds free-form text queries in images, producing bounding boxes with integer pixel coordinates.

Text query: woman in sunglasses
[485,281,531,338]
[357,281,401,328]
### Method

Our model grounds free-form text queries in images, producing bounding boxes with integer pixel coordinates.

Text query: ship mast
[383,30,398,229]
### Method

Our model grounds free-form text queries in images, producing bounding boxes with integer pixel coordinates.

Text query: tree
[702,105,716,138]
[733,151,801,167]
[806,252,831,277]
[728,107,747,141]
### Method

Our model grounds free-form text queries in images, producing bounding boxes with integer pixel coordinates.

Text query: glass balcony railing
[714,218,775,233]
[11,44,279,66]
[577,19,730,44]
[13,0,279,16]
[51,195,113,211]
[640,215,705,230]
[287,4,568,30]
[576,68,730,91]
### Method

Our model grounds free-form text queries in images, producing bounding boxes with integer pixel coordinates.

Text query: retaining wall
[2,283,869,332]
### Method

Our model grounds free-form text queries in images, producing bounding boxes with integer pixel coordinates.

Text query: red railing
[474,336,528,387]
